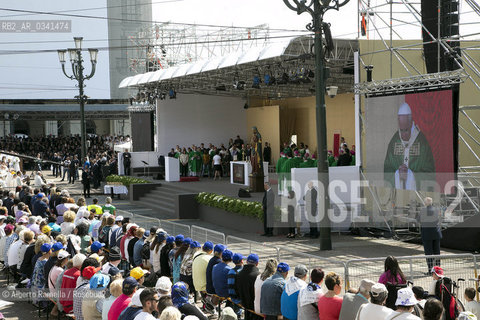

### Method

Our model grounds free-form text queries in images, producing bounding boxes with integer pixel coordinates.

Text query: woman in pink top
[317,272,343,320]
[378,256,407,285]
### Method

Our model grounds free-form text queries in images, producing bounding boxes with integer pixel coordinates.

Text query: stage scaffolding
[354,0,480,237]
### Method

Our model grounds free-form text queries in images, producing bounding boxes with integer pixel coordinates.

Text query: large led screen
[365,90,455,192]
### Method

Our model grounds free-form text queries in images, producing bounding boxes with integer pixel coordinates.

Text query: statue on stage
[250,126,264,175]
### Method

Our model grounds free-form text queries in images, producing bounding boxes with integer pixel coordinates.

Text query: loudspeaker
[421,0,460,73]
[238,188,251,198]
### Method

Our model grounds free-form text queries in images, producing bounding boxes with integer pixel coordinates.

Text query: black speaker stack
[421,0,461,73]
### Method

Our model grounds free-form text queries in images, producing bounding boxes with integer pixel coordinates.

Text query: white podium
[165,157,180,182]
[230,161,269,186]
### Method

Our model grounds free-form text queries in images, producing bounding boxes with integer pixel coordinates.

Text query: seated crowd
[0,185,478,320]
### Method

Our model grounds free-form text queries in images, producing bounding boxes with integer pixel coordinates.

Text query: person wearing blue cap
[179,240,201,297]
[151,232,167,273]
[43,242,65,284]
[132,228,146,267]
[260,262,290,320]
[212,249,233,298]
[172,238,191,284]
[160,236,175,278]
[168,235,184,273]
[236,254,261,320]
[206,244,225,296]
[192,241,214,312]
[227,253,245,314]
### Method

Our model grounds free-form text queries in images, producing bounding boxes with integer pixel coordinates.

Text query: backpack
[99,225,111,247]
[436,278,460,320]
[141,242,151,260]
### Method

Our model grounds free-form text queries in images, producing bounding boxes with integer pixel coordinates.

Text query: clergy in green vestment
[299,153,315,168]
[192,147,202,175]
[276,152,287,193]
[292,150,303,167]
[282,155,298,191]
[384,102,435,191]
[327,151,336,166]
[188,147,195,174]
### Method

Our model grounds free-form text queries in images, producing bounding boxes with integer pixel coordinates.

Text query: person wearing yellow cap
[42,224,53,239]
[130,266,149,286]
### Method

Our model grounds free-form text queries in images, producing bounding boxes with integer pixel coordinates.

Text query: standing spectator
[33,194,49,218]
[69,157,77,184]
[297,268,325,320]
[206,244,225,295]
[180,241,201,296]
[464,288,480,318]
[281,264,308,320]
[160,236,175,277]
[212,249,233,298]
[179,149,189,177]
[236,253,261,320]
[386,288,421,320]
[262,182,274,237]
[317,272,343,320]
[263,142,271,165]
[227,253,244,312]
[213,151,222,180]
[254,258,278,315]
[420,197,442,272]
[173,237,191,284]
[338,279,375,320]
[305,182,319,238]
[108,276,139,320]
[355,283,394,320]
[123,151,131,176]
[81,168,92,198]
[260,262,290,320]
[192,241,214,313]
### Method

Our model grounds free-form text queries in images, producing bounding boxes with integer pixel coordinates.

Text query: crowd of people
[166,135,273,179]
[0,180,476,320]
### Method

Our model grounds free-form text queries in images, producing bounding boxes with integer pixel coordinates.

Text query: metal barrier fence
[160,219,191,238]
[119,210,480,299]
[277,248,347,284]
[345,254,477,294]
[191,225,225,245]
[226,235,280,270]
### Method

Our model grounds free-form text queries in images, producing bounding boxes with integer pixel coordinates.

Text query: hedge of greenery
[196,192,263,220]
[106,175,151,187]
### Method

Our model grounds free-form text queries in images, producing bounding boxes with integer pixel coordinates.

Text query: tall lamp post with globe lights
[284,0,349,250]
[57,37,98,161]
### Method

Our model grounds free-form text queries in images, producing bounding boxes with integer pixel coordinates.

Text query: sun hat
[359,279,376,292]
[115,215,124,222]
[371,283,388,296]
[89,253,104,263]
[155,276,173,293]
[395,287,419,306]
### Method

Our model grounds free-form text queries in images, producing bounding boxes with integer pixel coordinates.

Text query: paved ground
[0,172,470,319]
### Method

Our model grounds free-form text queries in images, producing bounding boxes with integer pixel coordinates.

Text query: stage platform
[155,177,269,202]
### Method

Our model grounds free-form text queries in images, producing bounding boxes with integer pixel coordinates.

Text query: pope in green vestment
[384,102,435,191]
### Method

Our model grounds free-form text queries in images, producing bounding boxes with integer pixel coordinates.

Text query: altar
[230,161,269,187]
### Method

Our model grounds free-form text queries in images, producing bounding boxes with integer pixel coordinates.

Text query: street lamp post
[284,0,349,250]
[57,37,98,162]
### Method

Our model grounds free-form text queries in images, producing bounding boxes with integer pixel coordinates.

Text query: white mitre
[398,102,412,115]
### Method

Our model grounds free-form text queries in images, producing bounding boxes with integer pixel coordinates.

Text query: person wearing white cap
[355,283,394,320]
[385,287,421,319]
[339,278,376,320]
[384,102,435,191]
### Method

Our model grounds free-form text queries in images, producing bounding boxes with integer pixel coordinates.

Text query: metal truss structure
[356,0,480,232]
[124,36,357,99]
[127,23,274,74]
[354,69,469,96]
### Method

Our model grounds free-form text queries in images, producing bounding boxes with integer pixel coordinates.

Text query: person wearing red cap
[428,266,445,296]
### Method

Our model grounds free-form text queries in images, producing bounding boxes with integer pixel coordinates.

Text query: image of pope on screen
[384,102,435,190]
